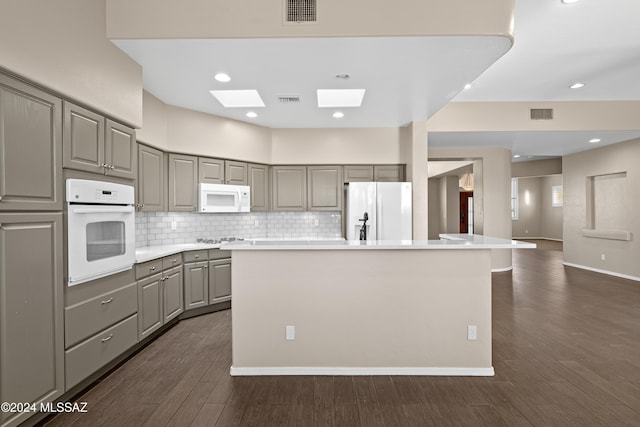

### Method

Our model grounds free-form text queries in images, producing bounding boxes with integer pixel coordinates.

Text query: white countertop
[135,243,224,263]
[223,235,536,250]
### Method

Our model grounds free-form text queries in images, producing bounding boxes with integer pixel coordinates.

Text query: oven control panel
[66,179,134,205]
[95,190,118,202]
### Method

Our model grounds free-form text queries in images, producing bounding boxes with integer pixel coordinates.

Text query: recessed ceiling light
[561,0,580,4]
[246,112,258,118]
[464,83,472,90]
[333,112,344,119]
[214,73,231,83]
[569,82,585,89]
[513,154,521,158]
[317,89,365,108]
[589,138,601,143]
[210,90,265,108]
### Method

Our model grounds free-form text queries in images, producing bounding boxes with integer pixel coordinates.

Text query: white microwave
[199,183,250,213]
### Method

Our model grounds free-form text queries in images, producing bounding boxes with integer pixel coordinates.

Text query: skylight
[317,89,366,108]
[210,90,265,108]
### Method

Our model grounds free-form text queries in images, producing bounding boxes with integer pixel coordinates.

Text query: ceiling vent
[277,95,301,104]
[530,108,553,120]
[285,0,317,23]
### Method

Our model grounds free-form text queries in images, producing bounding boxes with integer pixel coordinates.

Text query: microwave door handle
[72,206,134,214]
[237,190,242,212]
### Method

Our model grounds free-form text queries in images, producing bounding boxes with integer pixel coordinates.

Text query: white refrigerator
[346,182,412,241]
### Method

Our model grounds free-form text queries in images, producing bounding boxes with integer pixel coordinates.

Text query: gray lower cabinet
[0,213,64,427]
[63,101,136,179]
[184,249,232,310]
[307,165,343,211]
[248,163,269,211]
[136,255,184,340]
[209,258,231,304]
[169,153,198,211]
[138,143,167,211]
[0,73,63,211]
[271,166,307,211]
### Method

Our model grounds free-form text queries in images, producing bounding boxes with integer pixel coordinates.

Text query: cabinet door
[344,165,374,182]
[198,157,224,184]
[0,213,64,426]
[307,165,343,211]
[374,165,405,182]
[209,259,231,304]
[183,261,209,310]
[105,119,136,179]
[137,273,163,340]
[62,101,104,175]
[169,154,198,211]
[248,163,269,212]
[271,166,307,211]
[225,160,248,185]
[0,74,63,211]
[138,144,167,211]
[163,266,183,322]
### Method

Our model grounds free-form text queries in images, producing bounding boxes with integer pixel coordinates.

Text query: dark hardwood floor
[45,240,640,426]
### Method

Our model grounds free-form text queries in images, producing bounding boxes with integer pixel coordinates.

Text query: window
[511,178,519,220]
[551,185,563,207]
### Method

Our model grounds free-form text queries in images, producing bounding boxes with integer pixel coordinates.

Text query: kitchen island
[225,235,534,376]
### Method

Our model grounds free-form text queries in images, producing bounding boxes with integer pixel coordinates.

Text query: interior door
[460,191,473,233]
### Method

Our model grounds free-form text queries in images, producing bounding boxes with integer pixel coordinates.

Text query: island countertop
[223,234,536,251]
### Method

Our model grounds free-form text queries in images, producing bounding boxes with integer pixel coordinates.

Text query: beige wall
[563,138,640,279]
[137,91,169,150]
[512,177,542,238]
[429,146,512,270]
[439,176,460,234]
[512,158,562,178]
[107,0,514,40]
[0,0,143,127]
[541,175,563,240]
[165,105,272,164]
[428,179,442,239]
[271,128,402,164]
[429,101,640,132]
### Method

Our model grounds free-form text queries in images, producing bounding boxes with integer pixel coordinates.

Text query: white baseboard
[230,366,495,377]
[491,266,513,273]
[562,262,640,282]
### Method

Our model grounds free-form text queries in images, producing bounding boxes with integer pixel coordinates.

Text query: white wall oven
[66,179,135,286]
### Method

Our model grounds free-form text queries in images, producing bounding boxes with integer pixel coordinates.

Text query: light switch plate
[467,325,477,340]
[286,325,295,341]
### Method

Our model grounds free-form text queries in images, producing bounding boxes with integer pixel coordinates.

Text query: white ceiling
[113,0,640,160]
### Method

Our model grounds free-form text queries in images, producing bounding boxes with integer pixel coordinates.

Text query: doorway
[460,191,474,234]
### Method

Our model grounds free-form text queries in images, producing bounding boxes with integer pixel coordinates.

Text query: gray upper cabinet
[374,165,405,182]
[0,73,62,211]
[0,213,64,427]
[307,166,343,211]
[138,144,167,211]
[63,101,104,175]
[198,157,224,184]
[199,157,248,185]
[248,163,269,212]
[225,160,248,185]
[168,153,198,211]
[344,165,374,182]
[271,166,307,211]
[105,119,137,179]
[63,101,136,179]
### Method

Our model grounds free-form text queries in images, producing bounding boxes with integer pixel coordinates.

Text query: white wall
[0,0,143,127]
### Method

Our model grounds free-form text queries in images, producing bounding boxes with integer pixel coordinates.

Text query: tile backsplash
[136,211,342,247]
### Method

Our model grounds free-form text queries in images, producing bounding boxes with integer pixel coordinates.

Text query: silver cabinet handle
[150,266,156,271]
[101,298,113,305]
[0,196,3,201]
[204,265,208,269]
[195,255,199,259]
[101,163,108,168]
[101,334,113,343]
[110,165,115,169]
[172,259,177,263]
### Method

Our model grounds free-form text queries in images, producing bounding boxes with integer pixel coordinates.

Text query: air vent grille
[277,95,301,104]
[530,108,553,120]
[286,0,317,23]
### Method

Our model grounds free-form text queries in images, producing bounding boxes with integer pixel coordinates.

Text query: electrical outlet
[286,325,295,341]
[254,219,259,227]
[171,221,177,231]
[601,254,606,261]
[467,325,477,341]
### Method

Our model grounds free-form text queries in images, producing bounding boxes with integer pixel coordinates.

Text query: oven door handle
[71,206,134,214]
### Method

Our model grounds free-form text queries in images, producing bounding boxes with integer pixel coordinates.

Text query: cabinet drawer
[208,249,231,260]
[65,314,138,390]
[65,282,137,348]
[162,253,182,270]
[183,250,208,263]
[136,259,163,280]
